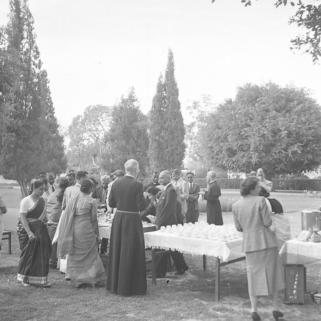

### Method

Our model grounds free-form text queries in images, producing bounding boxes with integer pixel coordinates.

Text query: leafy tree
[67,105,112,171]
[197,83,321,176]
[212,0,321,62]
[104,89,149,174]
[184,96,216,167]
[0,0,66,195]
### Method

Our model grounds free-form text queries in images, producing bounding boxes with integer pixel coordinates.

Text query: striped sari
[17,197,52,285]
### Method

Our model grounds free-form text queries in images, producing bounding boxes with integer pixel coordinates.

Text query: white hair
[159,170,171,180]
[206,171,216,183]
[124,159,139,175]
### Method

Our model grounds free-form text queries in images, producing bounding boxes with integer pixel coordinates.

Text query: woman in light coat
[232,177,284,321]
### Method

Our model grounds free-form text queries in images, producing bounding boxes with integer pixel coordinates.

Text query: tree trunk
[18,179,28,198]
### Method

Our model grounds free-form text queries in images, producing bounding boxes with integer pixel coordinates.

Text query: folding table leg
[151,249,157,285]
[203,255,207,271]
[8,232,12,254]
[215,257,220,301]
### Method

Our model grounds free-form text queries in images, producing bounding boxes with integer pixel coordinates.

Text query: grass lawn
[1,188,321,321]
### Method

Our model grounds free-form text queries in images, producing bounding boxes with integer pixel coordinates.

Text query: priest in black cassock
[106,159,147,296]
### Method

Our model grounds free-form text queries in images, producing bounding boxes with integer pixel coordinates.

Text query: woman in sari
[57,178,105,287]
[17,179,52,287]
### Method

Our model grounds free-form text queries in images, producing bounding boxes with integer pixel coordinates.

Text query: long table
[144,230,245,301]
[98,221,156,239]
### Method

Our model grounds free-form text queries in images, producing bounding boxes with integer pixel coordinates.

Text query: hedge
[194,178,321,191]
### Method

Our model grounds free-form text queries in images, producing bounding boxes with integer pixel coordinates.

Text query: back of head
[159,170,171,185]
[206,171,216,183]
[240,177,259,197]
[80,178,94,194]
[124,159,139,177]
[57,177,70,202]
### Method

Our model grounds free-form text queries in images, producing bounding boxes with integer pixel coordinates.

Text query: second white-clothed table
[280,239,321,265]
[144,222,245,300]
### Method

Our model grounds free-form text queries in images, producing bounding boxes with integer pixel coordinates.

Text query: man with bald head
[107,159,147,296]
[155,170,188,275]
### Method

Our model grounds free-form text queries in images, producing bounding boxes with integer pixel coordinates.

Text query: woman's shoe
[251,312,261,321]
[272,310,284,320]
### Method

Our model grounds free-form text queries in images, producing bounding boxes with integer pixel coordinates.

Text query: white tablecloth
[280,239,321,265]
[144,231,243,262]
[98,222,156,239]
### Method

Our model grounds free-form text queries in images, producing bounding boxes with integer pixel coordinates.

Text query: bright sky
[0,0,320,128]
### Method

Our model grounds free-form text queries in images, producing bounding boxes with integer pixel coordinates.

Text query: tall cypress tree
[163,49,185,169]
[0,0,66,194]
[148,75,168,171]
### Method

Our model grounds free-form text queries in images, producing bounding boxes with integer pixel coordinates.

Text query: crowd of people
[0,163,287,321]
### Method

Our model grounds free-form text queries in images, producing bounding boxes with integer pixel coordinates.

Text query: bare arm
[19,212,35,238]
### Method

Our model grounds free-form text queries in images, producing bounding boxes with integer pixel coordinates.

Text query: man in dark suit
[107,159,147,296]
[185,172,200,223]
[156,170,188,275]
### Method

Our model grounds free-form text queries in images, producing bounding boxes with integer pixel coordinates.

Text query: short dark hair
[30,178,45,194]
[146,186,161,196]
[240,177,259,197]
[259,186,270,198]
[80,178,94,194]
[76,170,88,181]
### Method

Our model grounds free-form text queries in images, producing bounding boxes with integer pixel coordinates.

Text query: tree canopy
[148,50,185,171]
[67,104,112,171]
[212,0,321,62]
[0,0,66,194]
[197,83,321,176]
[103,89,149,174]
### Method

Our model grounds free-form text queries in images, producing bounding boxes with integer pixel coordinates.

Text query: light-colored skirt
[67,214,105,287]
[246,247,284,296]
